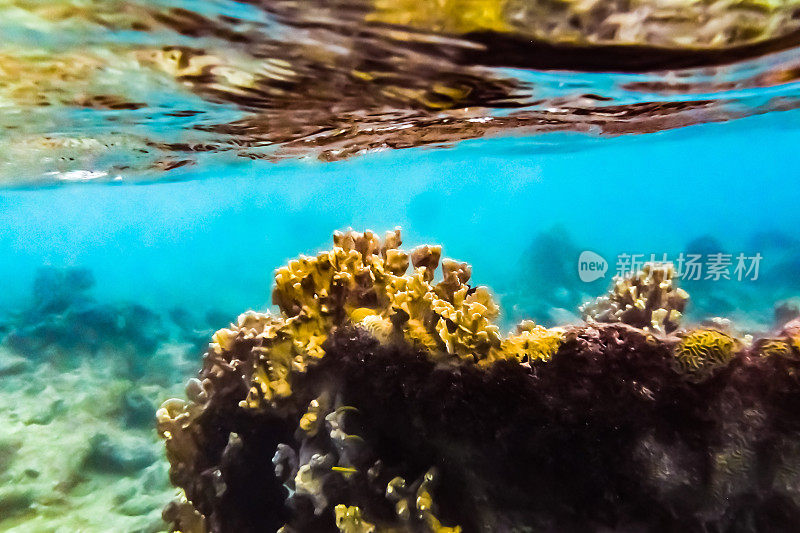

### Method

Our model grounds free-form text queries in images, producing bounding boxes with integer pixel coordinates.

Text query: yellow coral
[157,395,205,475]
[163,494,207,533]
[196,228,579,411]
[500,320,564,363]
[582,262,688,334]
[425,515,463,533]
[158,228,796,533]
[299,396,328,436]
[385,469,462,532]
[335,505,376,533]
[235,228,520,408]
[674,329,740,375]
[755,338,794,359]
[241,312,328,407]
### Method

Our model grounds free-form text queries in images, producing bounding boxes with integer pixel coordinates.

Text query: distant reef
[0,266,230,382]
[0,266,227,532]
[158,229,800,533]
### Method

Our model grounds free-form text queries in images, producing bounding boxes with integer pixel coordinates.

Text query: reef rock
[159,229,800,533]
[3,267,168,367]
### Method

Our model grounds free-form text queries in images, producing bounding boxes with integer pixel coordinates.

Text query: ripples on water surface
[2,0,800,184]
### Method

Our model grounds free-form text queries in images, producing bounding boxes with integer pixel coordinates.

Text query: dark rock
[31,266,95,316]
[504,226,603,325]
[119,495,159,517]
[166,324,800,532]
[85,434,156,475]
[122,390,156,429]
[775,299,800,328]
[4,267,169,368]
[168,307,196,331]
[0,351,29,376]
[0,438,21,474]
[685,235,726,257]
[205,308,234,329]
[0,487,35,518]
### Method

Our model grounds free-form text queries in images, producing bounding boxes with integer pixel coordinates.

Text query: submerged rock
[775,298,800,327]
[25,399,66,426]
[0,437,22,475]
[30,266,96,317]
[158,229,800,532]
[0,486,35,519]
[0,350,29,376]
[85,433,157,475]
[1,267,170,373]
[122,390,157,429]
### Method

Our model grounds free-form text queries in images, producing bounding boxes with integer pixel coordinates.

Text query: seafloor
[0,267,205,532]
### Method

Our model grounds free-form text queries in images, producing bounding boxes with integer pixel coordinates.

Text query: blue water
[3,109,799,328]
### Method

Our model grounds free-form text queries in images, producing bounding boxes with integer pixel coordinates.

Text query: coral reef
[504,227,800,332]
[159,230,800,532]
[580,262,688,334]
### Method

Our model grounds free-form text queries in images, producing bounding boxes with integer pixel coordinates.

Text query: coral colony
[158,229,800,532]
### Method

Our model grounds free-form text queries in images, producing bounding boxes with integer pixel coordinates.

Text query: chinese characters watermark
[578,251,763,282]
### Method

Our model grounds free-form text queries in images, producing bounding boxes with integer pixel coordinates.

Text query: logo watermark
[577,252,763,282]
[578,251,608,282]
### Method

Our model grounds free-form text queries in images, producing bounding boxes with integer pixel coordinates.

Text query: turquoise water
[3,110,800,325]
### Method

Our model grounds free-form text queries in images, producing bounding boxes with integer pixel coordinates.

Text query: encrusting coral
[159,229,800,533]
[674,328,742,376]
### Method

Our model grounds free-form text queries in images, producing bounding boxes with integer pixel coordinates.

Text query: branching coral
[159,229,800,533]
[580,262,688,334]
[227,228,525,411]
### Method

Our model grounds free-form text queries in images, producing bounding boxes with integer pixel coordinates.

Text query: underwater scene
[3,0,800,532]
